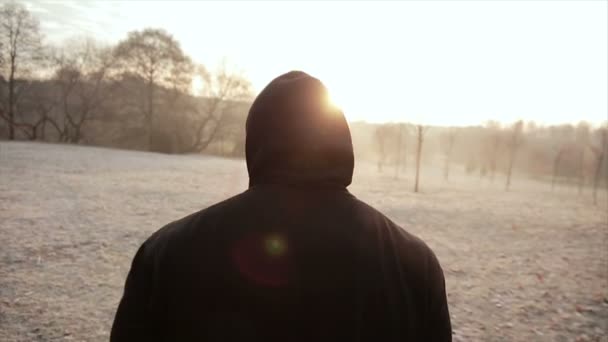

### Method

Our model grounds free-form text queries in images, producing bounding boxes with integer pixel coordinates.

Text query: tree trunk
[443,154,450,181]
[505,124,522,191]
[377,144,384,173]
[74,127,81,143]
[146,77,155,150]
[593,152,604,205]
[414,126,423,193]
[8,56,16,140]
[395,125,403,179]
[70,127,81,143]
[402,143,407,174]
[578,148,585,195]
[593,132,607,204]
[551,150,563,191]
[40,118,46,140]
[490,138,499,183]
[505,149,515,191]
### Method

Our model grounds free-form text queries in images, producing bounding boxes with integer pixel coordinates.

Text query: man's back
[111,71,451,341]
[111,186,450,341]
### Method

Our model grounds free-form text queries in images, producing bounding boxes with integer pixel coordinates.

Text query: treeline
[366,120,607,202]
[1,2,606,199]
[0,2,252,155]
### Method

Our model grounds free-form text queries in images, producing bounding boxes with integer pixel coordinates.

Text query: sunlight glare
[191,75,204,96]
[324,82,351,119]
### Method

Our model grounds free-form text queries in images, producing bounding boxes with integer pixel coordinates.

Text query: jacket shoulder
[140,191,249,255]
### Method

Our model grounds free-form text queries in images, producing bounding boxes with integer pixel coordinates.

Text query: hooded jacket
[110,71,452,342]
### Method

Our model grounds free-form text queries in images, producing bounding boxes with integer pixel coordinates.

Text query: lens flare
[264,234,287,257]
[231,232,290,287]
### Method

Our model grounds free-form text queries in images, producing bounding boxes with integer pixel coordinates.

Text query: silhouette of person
[111,71,452,341]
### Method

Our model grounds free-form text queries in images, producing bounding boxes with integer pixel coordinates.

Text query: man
[111,71,452,341]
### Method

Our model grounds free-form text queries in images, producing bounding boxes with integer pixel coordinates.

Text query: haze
[22,0,608,126]
[2,1,608,340]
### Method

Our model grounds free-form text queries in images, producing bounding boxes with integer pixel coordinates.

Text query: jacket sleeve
[110,240,165,342]
[426,250,452,341]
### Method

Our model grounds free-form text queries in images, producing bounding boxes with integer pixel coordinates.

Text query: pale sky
[20,0,608,126]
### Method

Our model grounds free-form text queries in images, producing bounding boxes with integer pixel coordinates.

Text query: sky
[19,0,608,127]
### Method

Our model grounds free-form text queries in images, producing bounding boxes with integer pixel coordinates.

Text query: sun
[327,93,341,112]
[325,86,349,117]
[321,77,361,121]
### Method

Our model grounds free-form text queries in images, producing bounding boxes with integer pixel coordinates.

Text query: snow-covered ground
[1,141,606,341]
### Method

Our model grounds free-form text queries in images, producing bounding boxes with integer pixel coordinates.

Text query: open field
[1,141,607,341]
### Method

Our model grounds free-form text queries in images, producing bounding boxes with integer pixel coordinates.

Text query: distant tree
[414,125,428,193]
[173,62,253,153]
[574,122,591,195]
[9,79,58,140]
[551,147,565,190]
[590,125,608,205]
[440,128,457,181]
[373,123,405,174]
[373,124,391,172]
[394,123,407,179]
[113,28,192,150]
[212,102,248,157]
[0,82,54,141]
[505,120,524,191]
[52,38,115,143]
[0,2,42,140]
[401,124,410,174]
[0,33,3,67]
[549,124,575,191]
[484,121,502,182]
[526,120,538,133]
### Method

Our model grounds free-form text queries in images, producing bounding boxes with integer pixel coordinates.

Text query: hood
[245,71,354,188]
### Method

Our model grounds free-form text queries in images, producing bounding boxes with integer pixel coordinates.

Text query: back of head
[246,71,354,188]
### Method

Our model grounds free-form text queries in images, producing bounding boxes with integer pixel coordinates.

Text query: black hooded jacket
[110,71,452,342]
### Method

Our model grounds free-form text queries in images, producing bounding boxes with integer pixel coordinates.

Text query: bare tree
[113,28,192,150]
[483,121,502,182]
[0,98,53,140]
[373,123,400,173]
[18,101,54,140]
[551,147,565,190]
[0,2,42,140]
[575,122,591,195]
[548,124,575,191]
[440,128,457,182]
[393,124,408,179]
[401,125,410,174]
[0,77,58,141]
[373,124,389,172]
[0,33,3,67]
[52,38,115,143]
[505,120,524,191]
[414,125,428,193]
[590,126,608,205]
[173,62,253,153]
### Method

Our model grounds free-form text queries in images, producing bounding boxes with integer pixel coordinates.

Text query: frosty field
[1,142,607,341]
